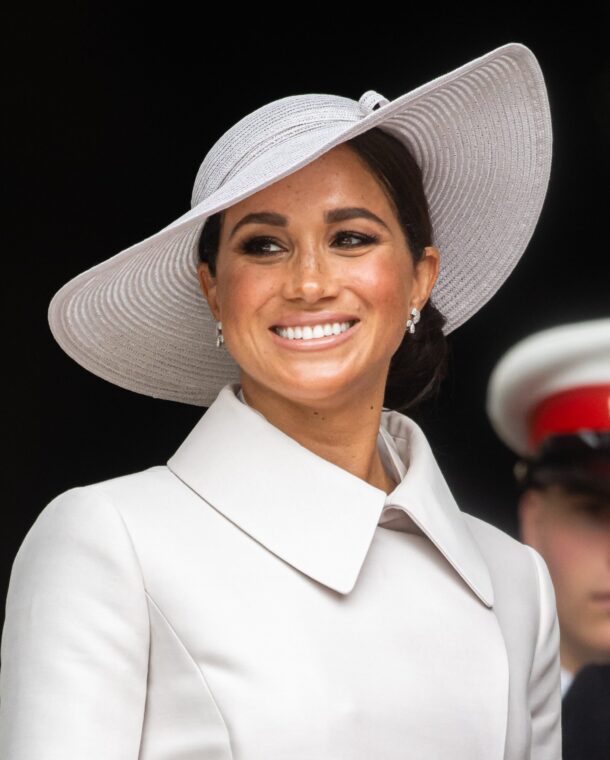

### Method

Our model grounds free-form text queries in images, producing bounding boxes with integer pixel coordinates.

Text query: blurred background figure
[486,318,610,758]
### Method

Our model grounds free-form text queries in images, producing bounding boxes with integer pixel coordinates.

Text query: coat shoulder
[67,464,181,504]
[462,512,540,611]
[463,512,528,563]
[29,465,183,537]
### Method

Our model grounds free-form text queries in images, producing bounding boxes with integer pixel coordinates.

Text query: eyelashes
[238,231,380,257]
[238,236,281,256]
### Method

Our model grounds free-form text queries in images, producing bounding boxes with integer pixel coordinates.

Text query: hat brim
[48,41,553,406]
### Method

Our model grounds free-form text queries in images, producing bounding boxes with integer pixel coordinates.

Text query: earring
[406,307,421,334]
[215,320,224,348]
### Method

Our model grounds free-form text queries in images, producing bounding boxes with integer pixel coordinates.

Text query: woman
[0,43,561,759]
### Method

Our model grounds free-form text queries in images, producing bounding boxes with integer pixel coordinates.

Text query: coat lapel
[167,383,494,606]
[167,383,509,759]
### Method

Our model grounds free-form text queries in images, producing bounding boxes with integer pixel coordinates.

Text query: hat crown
[190,92,363,208]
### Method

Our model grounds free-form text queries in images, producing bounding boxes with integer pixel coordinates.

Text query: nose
[281,245,339,304]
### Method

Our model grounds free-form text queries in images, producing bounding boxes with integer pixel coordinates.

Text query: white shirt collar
[167,382,494,606]
[560,666,575,697]
[237,386,413,531]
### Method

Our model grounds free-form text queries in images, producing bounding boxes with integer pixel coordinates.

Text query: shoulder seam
[81,484,149,599]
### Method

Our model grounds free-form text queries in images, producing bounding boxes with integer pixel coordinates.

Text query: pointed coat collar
[166,383,494,607]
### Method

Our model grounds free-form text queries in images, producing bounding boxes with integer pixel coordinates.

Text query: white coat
[0,382,563,759]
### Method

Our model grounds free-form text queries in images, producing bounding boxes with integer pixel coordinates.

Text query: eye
[571,499,610,527]
[333,230,380,248]
[582,503,610,522]
[239,236,284,256]
[237,230,380,257]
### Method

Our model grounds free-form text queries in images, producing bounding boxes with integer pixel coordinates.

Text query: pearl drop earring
[406,307,421,334]
[215,320,224,348]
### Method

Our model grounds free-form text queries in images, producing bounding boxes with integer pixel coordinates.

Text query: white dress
[0,382,562,759]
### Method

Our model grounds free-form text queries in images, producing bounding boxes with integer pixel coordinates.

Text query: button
[358,90,390,115]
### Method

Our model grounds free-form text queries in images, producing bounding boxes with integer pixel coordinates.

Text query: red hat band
[528,384,610,451]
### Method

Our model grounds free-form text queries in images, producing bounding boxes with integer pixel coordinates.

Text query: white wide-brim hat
[486,318,610,456]
[48,41,553,407]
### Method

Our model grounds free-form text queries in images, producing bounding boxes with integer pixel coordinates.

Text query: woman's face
[197,143,439,407]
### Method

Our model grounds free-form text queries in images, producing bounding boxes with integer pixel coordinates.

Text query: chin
[246,370,353,403]
[288,374,379,406]
[242,354,387,404]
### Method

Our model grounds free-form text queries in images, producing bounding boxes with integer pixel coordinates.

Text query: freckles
[350,258,403,292]
[221,273,278,345]
[374,271,409,305]
[222,268,269,303]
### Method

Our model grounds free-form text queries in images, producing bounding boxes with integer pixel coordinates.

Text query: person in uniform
[1,43,561,759]
[486,317,610,759]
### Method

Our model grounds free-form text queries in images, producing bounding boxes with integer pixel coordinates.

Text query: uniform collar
[167,383,494,607]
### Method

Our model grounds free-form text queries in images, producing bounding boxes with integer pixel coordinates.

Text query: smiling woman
[198,127,449,415]
[1,43,561,760]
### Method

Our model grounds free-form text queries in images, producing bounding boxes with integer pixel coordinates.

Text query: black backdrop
[3,7,609,619]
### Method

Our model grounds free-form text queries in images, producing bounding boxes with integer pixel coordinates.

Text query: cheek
[542,529,596,602]
[348,255,410,311]
[218,267,276,324]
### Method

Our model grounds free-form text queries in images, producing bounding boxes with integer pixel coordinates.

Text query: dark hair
[198,126,449,412]
[515,432,610,500]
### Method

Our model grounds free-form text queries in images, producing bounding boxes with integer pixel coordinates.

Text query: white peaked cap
[486,318,610,456]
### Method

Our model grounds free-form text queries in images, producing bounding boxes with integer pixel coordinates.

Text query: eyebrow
[227,207,391,241]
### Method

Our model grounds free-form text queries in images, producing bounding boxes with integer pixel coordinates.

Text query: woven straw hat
[48,41,552,407]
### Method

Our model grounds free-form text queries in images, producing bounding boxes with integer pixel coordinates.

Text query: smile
[269,319,361,350]
[272,320,358,340]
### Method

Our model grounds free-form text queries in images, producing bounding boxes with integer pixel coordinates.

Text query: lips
[268,317,362,350]
[273,320,358,340]
[270,312,360,329]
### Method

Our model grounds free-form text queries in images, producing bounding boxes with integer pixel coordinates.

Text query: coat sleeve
[526,544,563,760]
[0,485,150,759]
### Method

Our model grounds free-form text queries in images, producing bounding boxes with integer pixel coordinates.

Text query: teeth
[274,321,356,340]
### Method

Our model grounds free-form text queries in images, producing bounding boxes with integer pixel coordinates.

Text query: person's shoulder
[10,467,180,591]
[461,511,542,601]
[51,464,178,508]
[66,463,180,506]
[462,511,525,556]
[21,465,179,552]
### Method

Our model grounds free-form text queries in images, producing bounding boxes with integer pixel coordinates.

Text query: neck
[560,630,610,674]
[239,375,396,494]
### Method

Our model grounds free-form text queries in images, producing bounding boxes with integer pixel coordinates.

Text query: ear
[518,489,545,550]
[197,262,220,321]
[411,245,440,310]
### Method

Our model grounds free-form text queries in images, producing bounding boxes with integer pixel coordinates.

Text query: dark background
[3,7,609,618]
